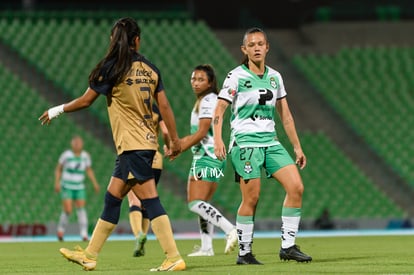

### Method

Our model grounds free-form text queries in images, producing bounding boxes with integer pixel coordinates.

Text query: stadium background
[0,0,413,238]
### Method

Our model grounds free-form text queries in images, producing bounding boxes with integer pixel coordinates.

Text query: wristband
[48,104,65,120]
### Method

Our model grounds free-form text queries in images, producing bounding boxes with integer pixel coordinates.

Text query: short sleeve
[198,94,217,119]
[58,150,69,164]
[89,60,116,96]
[84,152,92,167]
[276,73,287,99]
[218,72,238,104]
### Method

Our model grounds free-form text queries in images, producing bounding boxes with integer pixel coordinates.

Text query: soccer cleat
[224,228,237,254]
[236,253,263,265]
[59,247,97,271]
[187,247,214,257]
[133,234,147,257]
[279,245,312,262]
[150,258,186,271]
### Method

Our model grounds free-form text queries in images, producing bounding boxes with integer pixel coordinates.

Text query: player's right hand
[38,111,51,125]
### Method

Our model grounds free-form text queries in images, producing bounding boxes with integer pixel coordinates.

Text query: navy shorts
[112,150,155,184]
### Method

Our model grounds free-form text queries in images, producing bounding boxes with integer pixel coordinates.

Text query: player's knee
[100,191,122,224]
[293,182,304,197]
[244,194,259,206]
[141,197,166,220]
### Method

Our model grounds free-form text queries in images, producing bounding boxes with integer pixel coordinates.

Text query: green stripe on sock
[236,215,254,224]
[188,200,202,209]
[282,207,301,217]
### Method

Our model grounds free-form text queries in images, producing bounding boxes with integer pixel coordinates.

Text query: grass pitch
[1,235,413,274]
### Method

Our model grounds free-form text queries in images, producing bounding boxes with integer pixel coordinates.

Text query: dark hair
[193,64,218,95]
[89,17,141,85]
[192,64,218,113]
[241,27,268,65]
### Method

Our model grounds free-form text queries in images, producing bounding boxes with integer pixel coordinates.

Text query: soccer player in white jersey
[213,27,312,265]
[170,64,237,256]
[55,135,100,241]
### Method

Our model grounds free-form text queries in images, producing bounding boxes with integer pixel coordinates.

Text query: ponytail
[89,17,141,86]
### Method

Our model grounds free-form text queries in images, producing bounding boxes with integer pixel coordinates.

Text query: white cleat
[187,246,214,257]
[224,228,238,254]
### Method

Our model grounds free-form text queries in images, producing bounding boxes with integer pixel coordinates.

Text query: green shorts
[188,155,226,183]
[61,187,86,200]
[231,144,294,180]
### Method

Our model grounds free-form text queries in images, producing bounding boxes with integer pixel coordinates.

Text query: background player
[55,135,100,241]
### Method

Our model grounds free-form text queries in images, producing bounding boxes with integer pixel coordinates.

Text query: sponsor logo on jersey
[201,106,211,115]
[138,119,156,128]
[251,113,272,121]
[125,77,156,86]
[146,132,157,144]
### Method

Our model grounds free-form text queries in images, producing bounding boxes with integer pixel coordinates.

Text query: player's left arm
[86,166,100,193]
[276,97,306,169]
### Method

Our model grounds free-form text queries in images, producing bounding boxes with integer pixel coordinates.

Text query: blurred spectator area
[1,0,414,28]
[0,3,413,228]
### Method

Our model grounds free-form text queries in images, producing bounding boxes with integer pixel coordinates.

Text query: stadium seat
[0,12,407,225]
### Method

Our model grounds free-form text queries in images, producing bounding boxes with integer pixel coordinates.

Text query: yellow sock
[85,218,116,258]
[151,215,180,259]
[129,211,143,238]
[142,218,150,235]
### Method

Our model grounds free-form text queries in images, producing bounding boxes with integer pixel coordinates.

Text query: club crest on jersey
[244,161,252,174]
[269,77,278,89]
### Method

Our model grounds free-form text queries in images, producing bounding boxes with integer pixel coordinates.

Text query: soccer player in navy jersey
[39,17,185,272]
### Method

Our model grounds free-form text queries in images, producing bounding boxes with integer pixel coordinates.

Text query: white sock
[57,212,69,233]
[236,215,254,256]
[189,200,234,233]
[281,216,300,249]
[199,217,214,251]
[77,208,88,239]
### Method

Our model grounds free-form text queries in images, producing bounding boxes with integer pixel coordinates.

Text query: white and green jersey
[59,150,92,190]
[218,64,286,150]
[190,92,217,159]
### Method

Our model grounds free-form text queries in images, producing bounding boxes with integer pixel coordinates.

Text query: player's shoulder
[136,54,161,75]
[266,65,282,78]
[81,151,91,158]
[202,92,218,102]
[59,149,73,161]
[227,65,245,76]
[61,149,72,156]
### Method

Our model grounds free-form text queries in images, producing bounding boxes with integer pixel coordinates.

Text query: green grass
[2,235,413,274]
